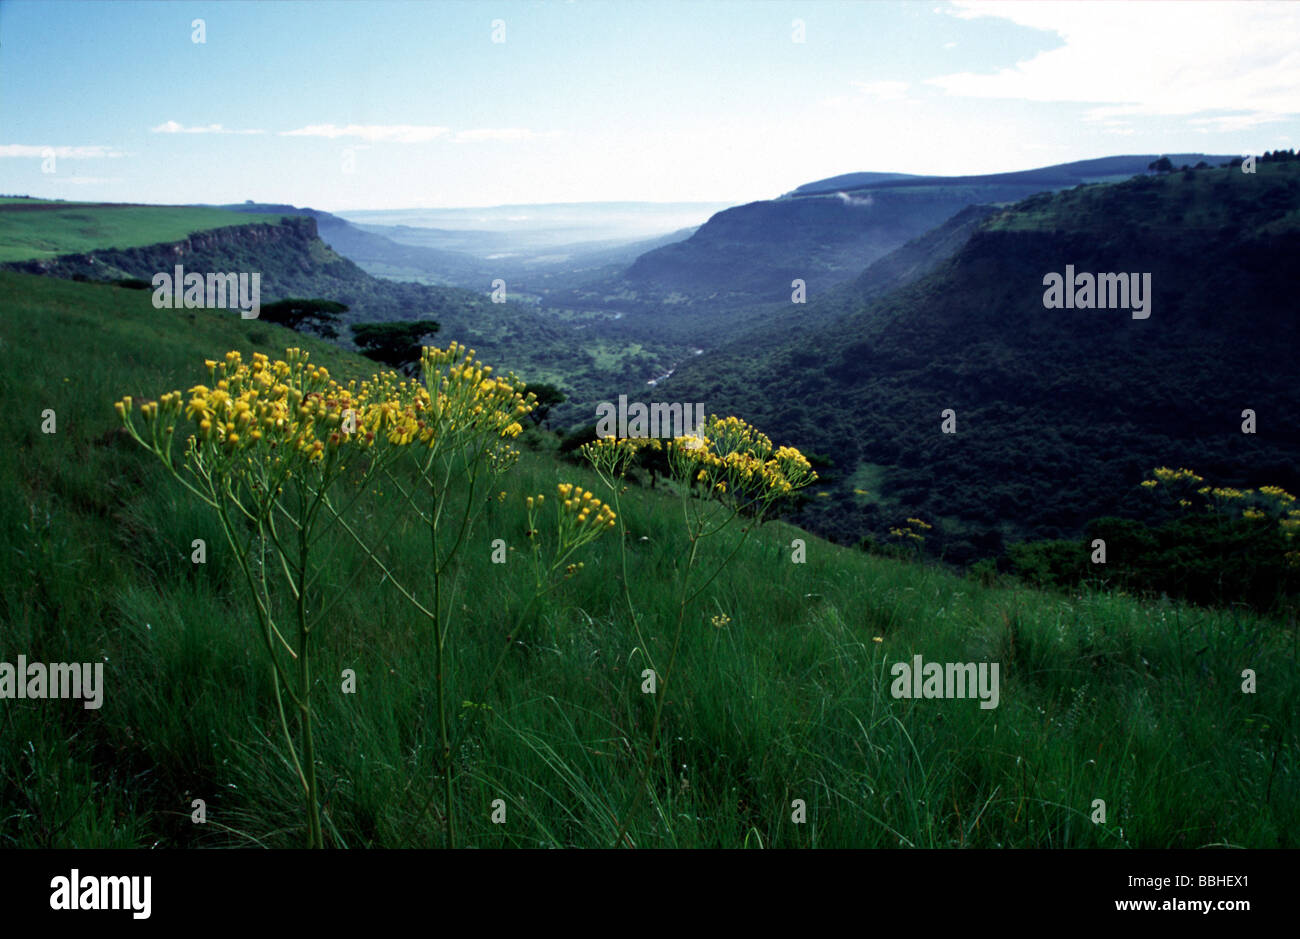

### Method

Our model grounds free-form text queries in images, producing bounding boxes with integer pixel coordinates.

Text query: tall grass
[1,273,1295,848]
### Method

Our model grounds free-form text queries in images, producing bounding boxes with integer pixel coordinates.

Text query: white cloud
[279,123,450,143]
[929,1,1300,128]
[151,121,265,135]
[0,144,124,158]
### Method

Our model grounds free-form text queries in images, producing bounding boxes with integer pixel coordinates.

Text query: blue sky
[1,0,1296,210]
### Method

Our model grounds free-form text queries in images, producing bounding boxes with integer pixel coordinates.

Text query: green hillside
[666,162,1300,562]
[0,200,287,262]
[1,271,1294,848]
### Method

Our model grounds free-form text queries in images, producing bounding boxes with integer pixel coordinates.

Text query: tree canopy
[259,298,349,338]
[351,319,441,370]
[525,382,566,427]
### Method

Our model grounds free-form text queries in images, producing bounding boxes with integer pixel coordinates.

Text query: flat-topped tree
[526,382,565,428]
[259,298,348,338]
[351,319,441,372]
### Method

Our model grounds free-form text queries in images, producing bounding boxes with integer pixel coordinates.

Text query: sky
[1,0,1297,211]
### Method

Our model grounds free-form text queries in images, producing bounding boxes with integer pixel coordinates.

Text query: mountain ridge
[616,154,1240,309]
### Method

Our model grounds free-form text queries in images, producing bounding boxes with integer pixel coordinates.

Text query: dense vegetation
[1006,514,1298,611]
[666,163,1300,580]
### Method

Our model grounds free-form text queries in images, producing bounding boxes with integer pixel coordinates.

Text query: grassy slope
[0,202,288,263]
[0,271,1295,848]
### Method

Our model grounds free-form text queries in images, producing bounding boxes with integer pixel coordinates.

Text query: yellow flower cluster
[556,482,617,532]
[419,342,533,443]
[523,483,616,570]
[1282,511,1300,537]
[579,435,661,481]
[1152,466,1204,484]
[578,415,814,510]
[1143,467,1300,566]
[711,613,731,629]
[116,345,538,512]
[665,416,816,504]
[1204,486,1248,500]
[1259,485,1297,504]
[888,517,931,543]
[1145,468,1253,504]
[889,527,925,542]
[116,349,420,474]
[486,441,522,476]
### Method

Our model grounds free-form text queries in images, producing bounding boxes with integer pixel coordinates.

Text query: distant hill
[618,154,1238,308]
[664,161,1300,560]
[788,154,1232,198]
[784,171,919,196]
